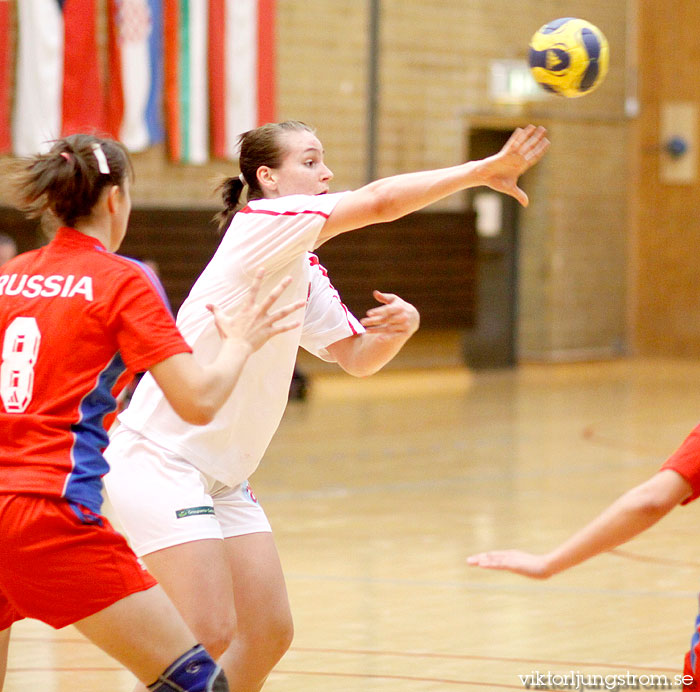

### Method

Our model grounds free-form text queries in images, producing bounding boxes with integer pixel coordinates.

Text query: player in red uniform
[467,426,700,689]
[0,133,303,691]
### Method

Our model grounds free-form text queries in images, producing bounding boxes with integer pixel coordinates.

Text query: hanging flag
[0,0,12,153]
[209,0,276,160]
[14,0,104,156]
[107,0,164,151]
[256,0,275,125]
[62,0,104,137]
[164,0,209,163]
[13,0,64,156]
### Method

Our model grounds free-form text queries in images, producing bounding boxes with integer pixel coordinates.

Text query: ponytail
[6,134,132,228]
[213,176,246,231]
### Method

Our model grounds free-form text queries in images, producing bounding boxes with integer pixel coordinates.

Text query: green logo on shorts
[175,506,215,519]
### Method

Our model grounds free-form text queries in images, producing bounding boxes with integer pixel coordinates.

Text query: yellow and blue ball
[528,17,609,98]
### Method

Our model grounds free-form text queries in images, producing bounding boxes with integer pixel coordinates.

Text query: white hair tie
[239,173,247,186]
[91,143,111,175]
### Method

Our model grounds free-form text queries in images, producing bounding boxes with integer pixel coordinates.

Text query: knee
[219,614,293,691]
[236,611,293,666]
[271,614,294,658]
[257,612,294,663]
[150,645,227,692]
[197,617,237,660]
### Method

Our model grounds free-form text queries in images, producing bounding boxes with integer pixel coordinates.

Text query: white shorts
[103,426,271,557]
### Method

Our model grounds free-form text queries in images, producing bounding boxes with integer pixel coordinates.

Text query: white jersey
[117,192,363,486]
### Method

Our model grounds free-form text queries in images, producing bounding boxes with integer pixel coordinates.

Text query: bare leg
[133,533,291,692]
[137,533,293,692]
[73,585,197,685]
[219,533,293,692]
[132,538,237,692]
[0,626,10,691]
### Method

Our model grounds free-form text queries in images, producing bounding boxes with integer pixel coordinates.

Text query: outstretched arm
[467,469,692,579]
[317,125,549,245]
[326,291,419,377]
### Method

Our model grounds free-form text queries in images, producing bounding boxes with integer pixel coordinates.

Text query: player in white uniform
[105,120,549,691]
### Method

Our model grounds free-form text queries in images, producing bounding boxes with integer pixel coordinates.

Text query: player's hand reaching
[360,291,420,338]
[476,125,549,207]
[467,549,554,579]
[207,268,306,354]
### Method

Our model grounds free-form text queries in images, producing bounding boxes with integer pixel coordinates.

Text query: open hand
[478,125,549,206]
[207,268,306,353]
[360,290,420,337]
[467,549,553,579]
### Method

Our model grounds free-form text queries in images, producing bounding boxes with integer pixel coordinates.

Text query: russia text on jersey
[0,274,94,301]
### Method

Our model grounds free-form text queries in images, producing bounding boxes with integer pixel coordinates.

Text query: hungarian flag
[107,0,164,152]
[164,0,209,163]
[14,0,104,156]
[208,0,276,160]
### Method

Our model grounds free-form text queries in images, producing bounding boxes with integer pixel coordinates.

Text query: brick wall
[1,0,635,361]
[281,0,630,361]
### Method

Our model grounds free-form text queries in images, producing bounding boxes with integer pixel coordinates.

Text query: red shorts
[0,494,157,629]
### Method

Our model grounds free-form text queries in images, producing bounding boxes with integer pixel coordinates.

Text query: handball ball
[528,17,609,98]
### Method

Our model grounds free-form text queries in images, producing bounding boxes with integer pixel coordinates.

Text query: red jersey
[660,422,700,505]
[0,228,191,514]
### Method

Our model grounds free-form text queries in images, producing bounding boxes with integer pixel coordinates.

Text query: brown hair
[7,134,133,228]
[214,120,314,231]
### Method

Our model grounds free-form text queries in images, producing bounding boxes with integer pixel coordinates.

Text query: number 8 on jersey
[1,316,41,413]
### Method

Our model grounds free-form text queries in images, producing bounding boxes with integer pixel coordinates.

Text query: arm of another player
[316,125,549,245]
[467,469,692,579]
[326,291,419,377]
[150,270,305,425]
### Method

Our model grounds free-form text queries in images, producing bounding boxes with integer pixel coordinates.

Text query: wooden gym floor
[6,347,700,691]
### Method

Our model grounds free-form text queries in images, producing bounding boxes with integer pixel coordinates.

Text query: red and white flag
[209,0,276,160]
